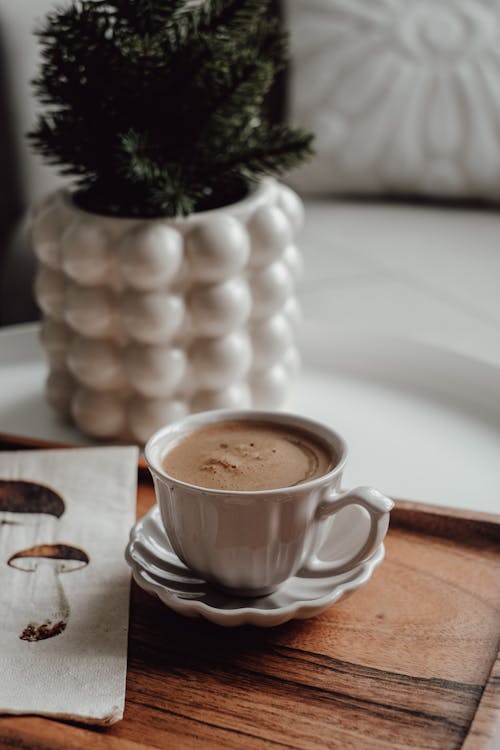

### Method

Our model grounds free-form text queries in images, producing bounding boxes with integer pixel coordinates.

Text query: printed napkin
[0,446,138,725]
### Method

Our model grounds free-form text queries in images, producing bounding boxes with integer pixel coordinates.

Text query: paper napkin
[0,446,138,725]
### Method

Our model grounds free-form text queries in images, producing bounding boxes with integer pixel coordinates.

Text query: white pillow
[285,0,500,200]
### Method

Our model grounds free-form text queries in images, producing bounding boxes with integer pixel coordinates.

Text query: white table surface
[1,199,499,516]
[298,199,500,369]
[294,199,500,515]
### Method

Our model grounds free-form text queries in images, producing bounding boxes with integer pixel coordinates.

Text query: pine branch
[184,0,268,37]
[29,0,314,217]
[207,124,314,180]
[118,130,163,184]
[195,60,274,152]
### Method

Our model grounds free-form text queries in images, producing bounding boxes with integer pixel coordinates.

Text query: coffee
[162,420,335,491]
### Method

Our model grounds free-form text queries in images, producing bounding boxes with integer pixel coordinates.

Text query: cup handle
[298,486,394,578]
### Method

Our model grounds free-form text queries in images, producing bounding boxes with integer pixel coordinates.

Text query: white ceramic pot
[32,179,305,443]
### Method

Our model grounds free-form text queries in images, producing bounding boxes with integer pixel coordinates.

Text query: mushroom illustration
[8,543,90,641]
[0,480,65,528]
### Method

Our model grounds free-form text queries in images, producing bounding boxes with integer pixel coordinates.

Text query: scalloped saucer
[125,505,385,627]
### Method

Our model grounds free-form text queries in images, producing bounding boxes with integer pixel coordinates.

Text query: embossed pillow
[285,0,500,200]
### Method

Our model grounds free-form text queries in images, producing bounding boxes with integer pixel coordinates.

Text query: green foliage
[29,0,313,217]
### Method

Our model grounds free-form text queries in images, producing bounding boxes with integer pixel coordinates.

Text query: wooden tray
[0,439,499,749]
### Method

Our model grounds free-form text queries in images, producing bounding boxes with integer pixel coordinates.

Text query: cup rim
[144,409,348,496]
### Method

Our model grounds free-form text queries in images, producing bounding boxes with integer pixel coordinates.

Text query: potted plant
[30,0,313,443]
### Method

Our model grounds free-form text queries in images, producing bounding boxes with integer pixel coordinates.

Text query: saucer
[125,505,385,627]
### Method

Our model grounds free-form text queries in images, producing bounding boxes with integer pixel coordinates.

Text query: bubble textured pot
[33,179,304,443]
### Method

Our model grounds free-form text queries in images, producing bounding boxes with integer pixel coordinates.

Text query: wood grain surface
[0,441,499,749]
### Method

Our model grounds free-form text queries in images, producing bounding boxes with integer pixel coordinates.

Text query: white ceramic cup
[145,410,394,597]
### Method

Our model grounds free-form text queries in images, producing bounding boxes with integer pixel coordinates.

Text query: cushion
[285,0,500,201]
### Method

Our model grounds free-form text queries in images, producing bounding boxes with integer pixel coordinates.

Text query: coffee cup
[145,410,393,597]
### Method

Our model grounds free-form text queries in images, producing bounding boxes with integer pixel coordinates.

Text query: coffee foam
[162,420,335,491]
